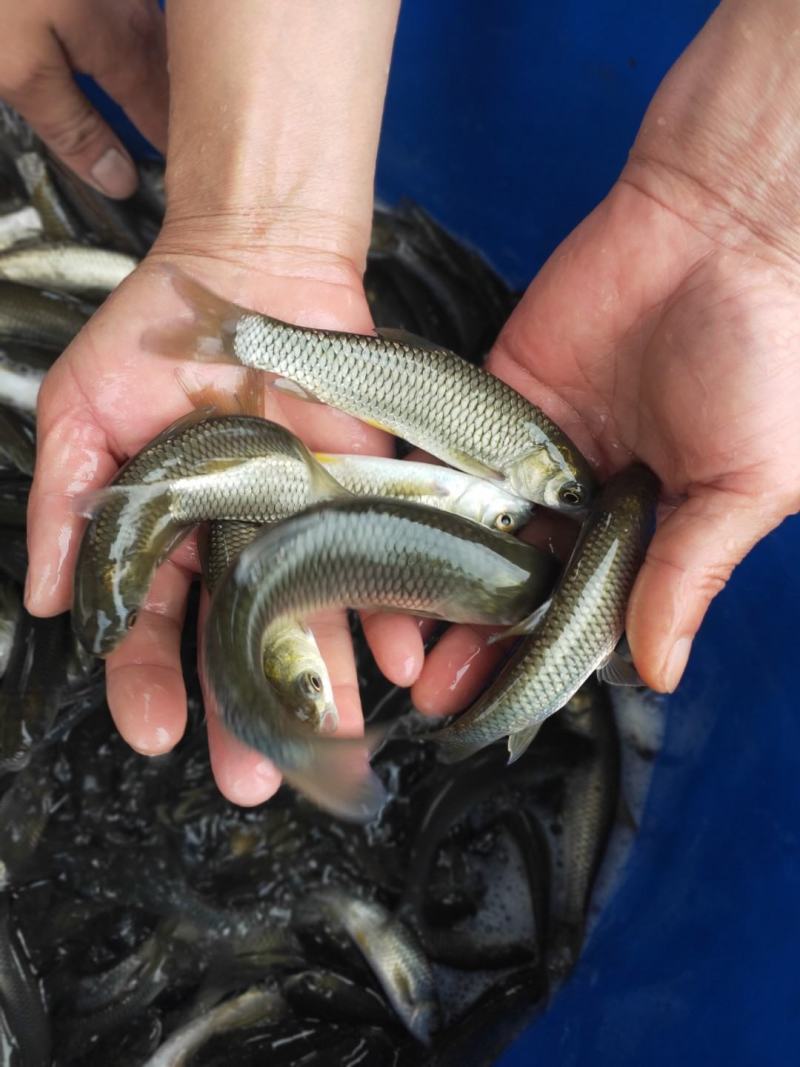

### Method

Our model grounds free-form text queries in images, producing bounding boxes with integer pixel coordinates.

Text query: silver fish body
[0,279,91,348]
[160,271,596,512]
[203,497,557,819]
[0,206,43,252]
[317,452,533,532]
[435,463,659,760]
[0,242,137,297]
[0,343,56,414]
[314,889,440,1044]
[142,987,286,1067]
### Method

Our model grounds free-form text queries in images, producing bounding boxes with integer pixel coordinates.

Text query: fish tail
[176,367,264,418]
[282,726,388,823]
[143,265,245,365]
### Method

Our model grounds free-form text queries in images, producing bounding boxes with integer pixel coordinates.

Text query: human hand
[413,0,800,712]
[0,0,167,196]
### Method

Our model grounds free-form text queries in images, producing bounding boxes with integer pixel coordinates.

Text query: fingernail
[90,147,137,198]
[663,635,692,693]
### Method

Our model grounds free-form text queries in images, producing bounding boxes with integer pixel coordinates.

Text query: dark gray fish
[0,754,51,890]
[0,893,50,1067]
[0,405,35,475]
[435,463,659,761]
[0,574,20,677]
[282,969,394,1026]
[0,279,92,349]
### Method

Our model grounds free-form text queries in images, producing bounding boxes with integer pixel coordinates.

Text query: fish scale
[229,310,594,511]
[435,464,659,758]
[203,498,557,815]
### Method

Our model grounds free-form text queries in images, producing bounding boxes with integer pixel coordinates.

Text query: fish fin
[142,265,244,364]
[268,377,323,404]
[506,723,541,764]
[306,455,351,502]
[597,651,644,687]
[282,739,387,823]
[376,326,452,355]
[448,450,502,483]
[235,368,264,417]
[487,598,551,645]
[175,367,261,418]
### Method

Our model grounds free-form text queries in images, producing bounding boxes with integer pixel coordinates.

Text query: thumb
[7,56,137,198]
[627,486,786,693]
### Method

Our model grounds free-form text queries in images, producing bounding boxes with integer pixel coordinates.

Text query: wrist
[623,0,800,261]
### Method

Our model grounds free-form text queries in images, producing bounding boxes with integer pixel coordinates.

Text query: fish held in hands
[434,463,659,762]
[147,268,596,513]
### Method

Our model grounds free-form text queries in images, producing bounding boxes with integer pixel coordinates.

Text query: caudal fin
[177,367,264,419]
[283,726,388,823]
[143,265,245,364]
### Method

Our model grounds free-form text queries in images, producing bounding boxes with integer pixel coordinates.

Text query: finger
[360,611,425,687]
[5,40,138,197]
[26,368,118,615]
[627,485,787,693]
[197,588,283,806]
[70,0,169,152]
[412,624,507,717]
[307,608,363,735]
[105,557,192,755]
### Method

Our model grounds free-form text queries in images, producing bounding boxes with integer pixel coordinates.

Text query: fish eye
[127,610,138,629]
[302,672,323,695]
[558,482,584,508]
[495,512,513,530]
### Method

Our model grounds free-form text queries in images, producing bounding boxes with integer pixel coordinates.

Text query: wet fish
[0,279,92,348]
[0,893,51,1067]
[0,574,20,677]
[282,969,393,1026]
[0,404,35,475]
[317,453,533,532]
[0,609,70,774]
[435,463,659,762]
[204,498,557,819]
[0,206,43,252]
[0,242,137,297]
[203,520,338,733]
[73,412,346,656]
[312,889,440,1043]
[142,987,286,1067]
[0,343,57,414]
[153,270,596,512]
[546,682,620,983]
[14,150,79,242]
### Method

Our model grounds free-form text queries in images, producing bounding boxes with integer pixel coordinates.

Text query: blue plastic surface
[100,2,799,1062]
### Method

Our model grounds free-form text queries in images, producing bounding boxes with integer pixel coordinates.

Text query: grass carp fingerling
[203,497,557,819]
[148,267,596,513]
[434,462,660,761]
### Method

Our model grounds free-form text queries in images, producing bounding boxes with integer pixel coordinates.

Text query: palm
[30,255,424,804]
[414,178,800,712]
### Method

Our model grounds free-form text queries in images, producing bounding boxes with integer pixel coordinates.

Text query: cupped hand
[414,156,800,712]
[26,250,425,805]
[0,0,167,195]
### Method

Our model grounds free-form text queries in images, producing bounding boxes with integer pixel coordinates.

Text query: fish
[282,969,393,1025]
[0,574,20,677]
[0,404,35,475]
[0,893,51,1066]
[0,754,51,890]
[203,498,557,819]
[0,279,92,348]
[150,269,596,512]
[0,206,43,252]
[0,343,57,414]
[317,452,533,532]
[312,889,440,1044]
[203,520,338,733]
[0,242,137,297]
[142,987,286,1067]
[73,411,347,656]
[545,682,621,983]
[0,609,70,774]
[434,463,659,761]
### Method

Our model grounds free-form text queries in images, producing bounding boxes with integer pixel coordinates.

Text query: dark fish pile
[0,108,661,1066]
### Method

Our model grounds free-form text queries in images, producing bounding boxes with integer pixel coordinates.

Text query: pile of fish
[0,107,665,1065]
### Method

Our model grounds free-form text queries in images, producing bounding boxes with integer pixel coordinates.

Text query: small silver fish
[314,889,440,1044]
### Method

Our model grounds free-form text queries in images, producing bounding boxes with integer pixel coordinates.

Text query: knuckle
[40,107,104,159]
[694,560,733,601]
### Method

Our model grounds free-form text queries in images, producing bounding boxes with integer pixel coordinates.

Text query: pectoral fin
[487,599,551,645]
[597,651,644,687]
[506,723,541,764]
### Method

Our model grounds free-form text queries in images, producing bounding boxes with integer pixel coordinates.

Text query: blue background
[97,1,800,1062]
